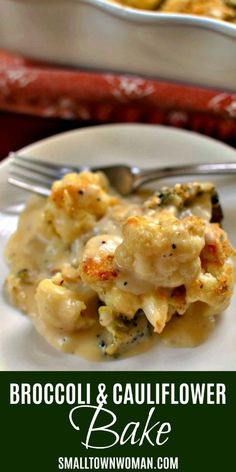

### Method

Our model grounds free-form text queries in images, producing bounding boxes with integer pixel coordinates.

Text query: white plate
[1,124,236,371]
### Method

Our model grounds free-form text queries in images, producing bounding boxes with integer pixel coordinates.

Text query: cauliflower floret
[79,230,187,333]
[35,275,95,332]
[101,286,141,318]
[186,265,234,313]
[80,234,122,288]
[186,223,236,313]
[115,213,206,288]
[80,234,141,318]
[45,171,118,243]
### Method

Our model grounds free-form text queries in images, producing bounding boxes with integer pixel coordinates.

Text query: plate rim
[1,123,236,168]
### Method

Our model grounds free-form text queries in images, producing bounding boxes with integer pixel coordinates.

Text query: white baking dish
[0,0,236,90]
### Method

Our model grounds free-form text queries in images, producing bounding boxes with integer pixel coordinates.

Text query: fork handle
[134,162,236,189]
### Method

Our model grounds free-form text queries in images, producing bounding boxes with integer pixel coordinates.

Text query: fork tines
[8,152,76,197]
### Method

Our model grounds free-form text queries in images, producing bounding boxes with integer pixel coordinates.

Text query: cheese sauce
[161,302,216,347]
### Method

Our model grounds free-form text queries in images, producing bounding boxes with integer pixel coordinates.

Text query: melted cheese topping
[115,0,236,22]
[4,173,236,360]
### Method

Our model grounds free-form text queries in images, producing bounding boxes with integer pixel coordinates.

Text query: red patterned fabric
[0,49,236,160]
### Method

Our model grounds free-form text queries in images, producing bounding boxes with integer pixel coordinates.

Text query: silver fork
[8,152,236,196]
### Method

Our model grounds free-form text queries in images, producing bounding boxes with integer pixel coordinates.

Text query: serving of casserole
[5,169,235,359]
